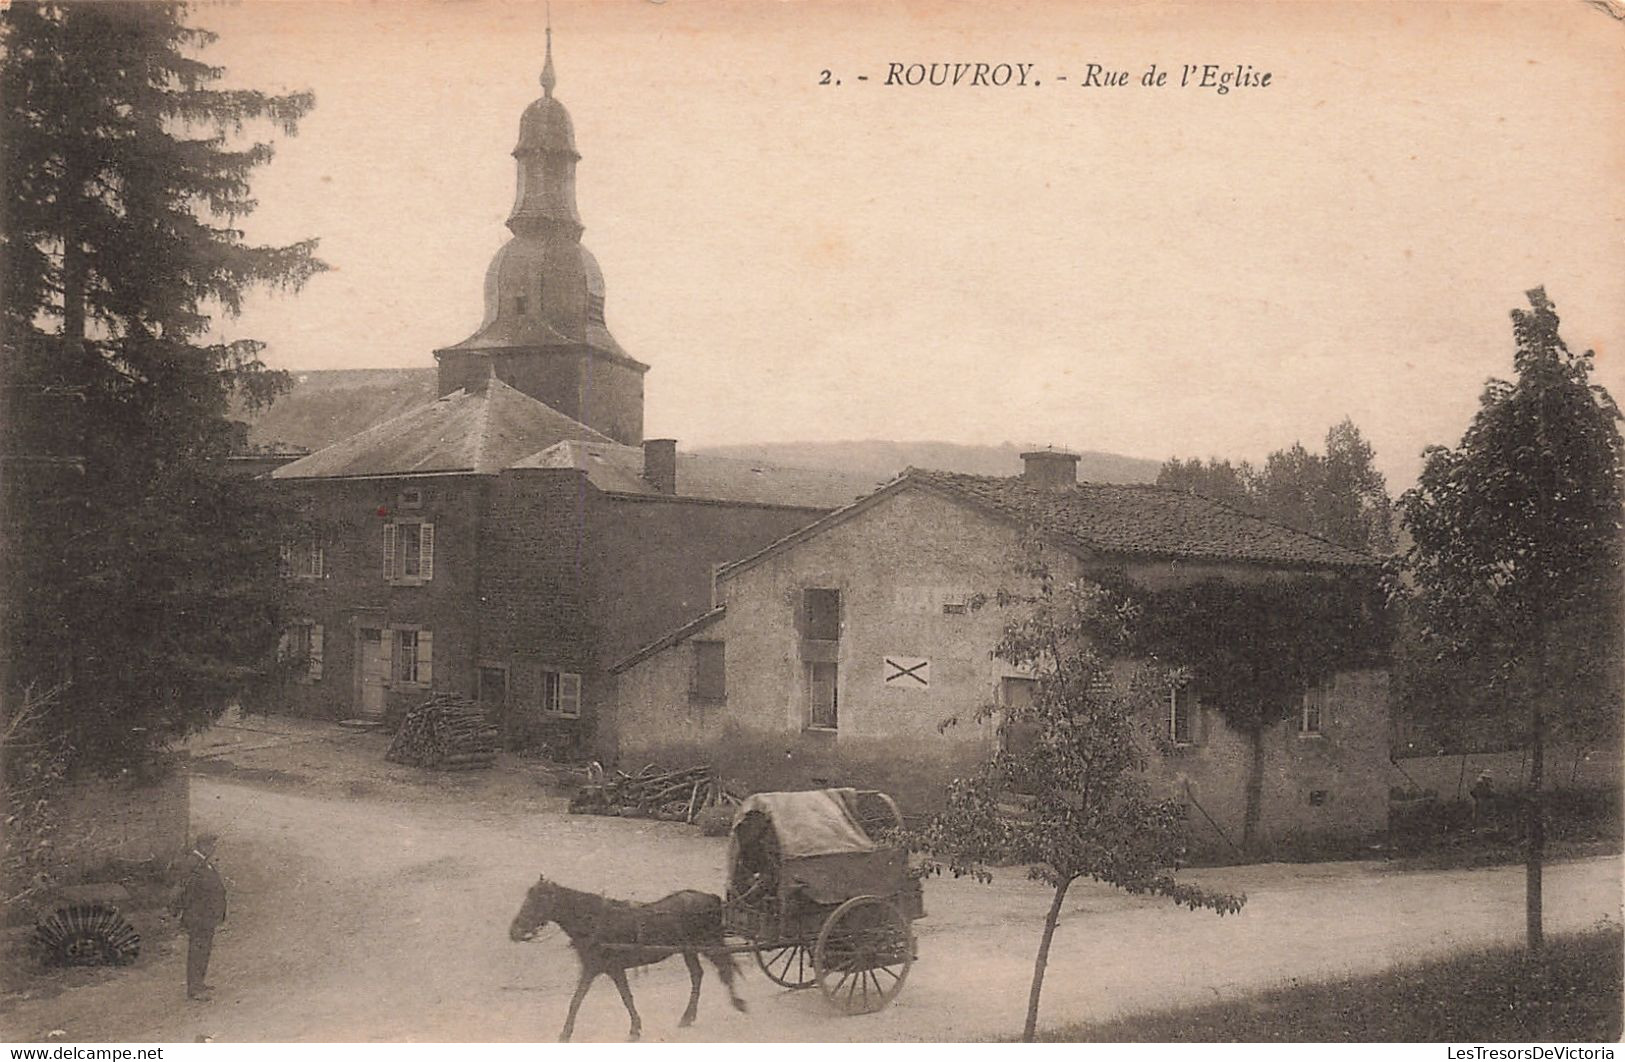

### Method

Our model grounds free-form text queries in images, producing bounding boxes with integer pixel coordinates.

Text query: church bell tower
[434,26,647,445]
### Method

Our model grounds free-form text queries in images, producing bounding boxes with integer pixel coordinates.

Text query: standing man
[171,833,227,1001]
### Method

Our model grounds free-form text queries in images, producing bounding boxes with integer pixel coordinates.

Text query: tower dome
[434,24,648,446]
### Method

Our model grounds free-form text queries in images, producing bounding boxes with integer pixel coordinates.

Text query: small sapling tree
[910,561,1245,1041]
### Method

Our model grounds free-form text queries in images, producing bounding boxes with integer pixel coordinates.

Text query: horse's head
[510,875,554,942]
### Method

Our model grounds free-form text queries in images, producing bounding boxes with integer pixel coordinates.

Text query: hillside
[243,368,1162,483]
[691,441,1161,485]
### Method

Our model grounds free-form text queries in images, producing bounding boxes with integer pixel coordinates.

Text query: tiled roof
[271,378,612,480]
[909,469,1375,569]
[510,440,882,509]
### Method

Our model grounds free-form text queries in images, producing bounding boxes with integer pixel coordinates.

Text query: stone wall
[267,474,489,721]
[611,481,1393,844]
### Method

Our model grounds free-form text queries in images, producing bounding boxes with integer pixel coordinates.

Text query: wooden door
[357,627,390,718]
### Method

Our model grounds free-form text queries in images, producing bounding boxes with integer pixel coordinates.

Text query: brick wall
[49,767,190,877]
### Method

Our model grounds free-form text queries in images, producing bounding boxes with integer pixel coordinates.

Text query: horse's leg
[679,951,703,1027]
[559,967,596,1043]
[705,946,748,1013]
[609,967,642,1042]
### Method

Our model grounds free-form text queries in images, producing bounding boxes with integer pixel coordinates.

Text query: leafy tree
[912,564,1244,1041]
[1158,419,1395,555]
[1400,288,1623,950]
[1155,456,1256,514]
[0,2,325,768]
[1125,574,1392,850]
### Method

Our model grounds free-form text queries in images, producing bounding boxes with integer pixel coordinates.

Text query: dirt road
[4,768,1619,1043]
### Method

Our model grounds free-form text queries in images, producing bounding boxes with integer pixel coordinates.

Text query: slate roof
[910,469,1376,568]
[271,378,612,480]
[510,439,882,509]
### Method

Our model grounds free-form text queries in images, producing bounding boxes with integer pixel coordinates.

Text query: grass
[1038,925,1623,1042]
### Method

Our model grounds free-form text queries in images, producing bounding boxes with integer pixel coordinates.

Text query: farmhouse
[609,450,1392,850]
[265,39,874,750]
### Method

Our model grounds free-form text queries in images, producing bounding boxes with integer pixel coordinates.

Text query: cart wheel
[813,895,913,1014]
[754,942,817,989]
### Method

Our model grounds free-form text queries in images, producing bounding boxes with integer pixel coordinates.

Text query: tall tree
[1,2,324,768]
[912,564,1243,1041]
[1158,419,1395,555]
[1400,288,1623,950]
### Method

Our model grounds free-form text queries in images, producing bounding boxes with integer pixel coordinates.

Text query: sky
[193,0,1625,492]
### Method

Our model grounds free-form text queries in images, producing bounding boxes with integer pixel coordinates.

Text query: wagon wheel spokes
[754,941,817,989]
[813,895,913,1015]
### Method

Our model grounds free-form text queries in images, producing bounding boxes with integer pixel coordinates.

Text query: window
[398,488,423,510]
[477,665,508,708]
[280,540,325,580]
[691,641,726,703]
[999,676,1040,752]
[383,521,435,583]
[807,661,838,730]
[1300,685,1325,736]
[280,622,324,680]
[1168,685,1195,746]
[392,628,432,686]
[544,670,582,719]
[515,295,529,315]
[803,588,841,641]
[586,293,605,325]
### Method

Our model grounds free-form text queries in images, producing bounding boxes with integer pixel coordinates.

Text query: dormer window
[586,294,605,325]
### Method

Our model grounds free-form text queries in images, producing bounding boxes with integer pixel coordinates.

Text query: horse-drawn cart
[724,788,924,1015]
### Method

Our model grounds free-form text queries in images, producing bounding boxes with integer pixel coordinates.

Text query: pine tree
[1,2,326,768]
[1400,288,1623,949]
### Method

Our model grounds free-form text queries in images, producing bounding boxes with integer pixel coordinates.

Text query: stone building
[266,38,874,750]
[610,451,1392,849]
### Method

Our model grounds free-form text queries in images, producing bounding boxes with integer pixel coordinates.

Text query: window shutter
[309,625,324,679]
[277,628,291,661]
[560,672,581,718]
[420,522,435,581]
[279,544,292,578]
[312,545,325,580]
[383,523,396,581]
[417,630,433,686]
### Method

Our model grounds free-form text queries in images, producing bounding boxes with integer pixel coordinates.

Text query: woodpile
[385,694,499,770]
[569,763,743,822]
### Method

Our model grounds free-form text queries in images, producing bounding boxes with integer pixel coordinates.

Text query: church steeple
[435,27,649,447]
[508,22,580,239]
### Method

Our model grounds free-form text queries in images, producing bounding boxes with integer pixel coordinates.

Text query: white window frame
[279,621,324,682]
[1299,685,1326,737]
[384,520,435,585]
[543,670,582,719]
[391,627,433,688]
[281,540,325,581]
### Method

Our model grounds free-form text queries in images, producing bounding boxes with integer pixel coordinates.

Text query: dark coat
[173,856,227,932]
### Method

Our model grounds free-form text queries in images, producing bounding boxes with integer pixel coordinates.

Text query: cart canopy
[729,789,876,860]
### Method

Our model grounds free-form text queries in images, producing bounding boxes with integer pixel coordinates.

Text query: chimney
[643,438,677,494]
[1020,448,1081,490]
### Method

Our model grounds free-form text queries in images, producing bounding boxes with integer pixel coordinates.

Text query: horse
[509,875,747,1042]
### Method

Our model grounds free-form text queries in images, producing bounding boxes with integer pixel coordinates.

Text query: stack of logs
[385,694,500,770]
[569,763,739,822]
